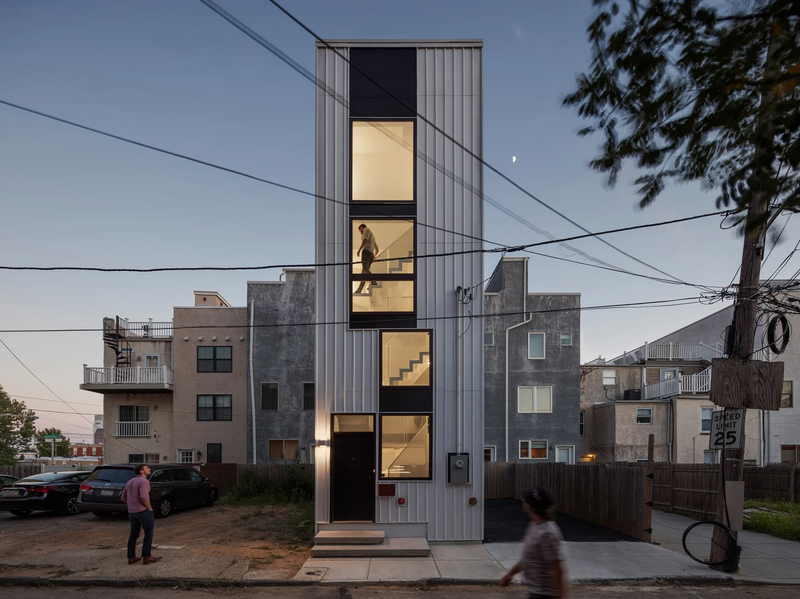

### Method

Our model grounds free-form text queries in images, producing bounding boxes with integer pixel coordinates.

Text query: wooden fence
[653,462,799,520]
[0,464,44,479]
[484,462,650,542]
[197,463,315,497]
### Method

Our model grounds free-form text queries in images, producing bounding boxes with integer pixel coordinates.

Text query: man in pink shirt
[121,464,161,565]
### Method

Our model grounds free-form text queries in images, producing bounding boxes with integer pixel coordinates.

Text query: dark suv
[77,464,218,518]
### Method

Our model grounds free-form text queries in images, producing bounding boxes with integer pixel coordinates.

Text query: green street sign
[43,434,62,440]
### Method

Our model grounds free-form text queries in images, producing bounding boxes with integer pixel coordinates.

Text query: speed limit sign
[709,408,744,451]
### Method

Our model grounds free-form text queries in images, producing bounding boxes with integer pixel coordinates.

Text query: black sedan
[0,471,91,516]
[78,464,218,518]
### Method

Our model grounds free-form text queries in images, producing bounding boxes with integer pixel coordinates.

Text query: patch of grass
[219,465,313,506]
[744,499,800,541]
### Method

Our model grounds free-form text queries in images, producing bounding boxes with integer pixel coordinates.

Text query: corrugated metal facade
[315,41,484,541]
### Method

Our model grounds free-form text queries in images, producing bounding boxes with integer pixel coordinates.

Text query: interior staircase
[389,351,430,386]
[311,530,430,557]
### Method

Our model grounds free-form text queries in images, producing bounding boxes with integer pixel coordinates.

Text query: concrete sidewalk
[652,509,800,584]
[295,539,732,584]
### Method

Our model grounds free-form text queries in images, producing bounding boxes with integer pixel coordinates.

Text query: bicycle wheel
[682,520,739,566]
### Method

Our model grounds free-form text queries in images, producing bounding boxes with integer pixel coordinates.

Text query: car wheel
[10,509,32,517]
[57,495,81,516]
[205,490,215,507]
[156,497,172,519]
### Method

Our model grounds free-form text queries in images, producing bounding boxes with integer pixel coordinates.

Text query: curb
[0,574,744,589]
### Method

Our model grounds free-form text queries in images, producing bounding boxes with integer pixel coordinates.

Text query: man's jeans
[128,509,155,558]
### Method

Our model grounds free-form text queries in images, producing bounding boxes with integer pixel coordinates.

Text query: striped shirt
[121,475,151,514]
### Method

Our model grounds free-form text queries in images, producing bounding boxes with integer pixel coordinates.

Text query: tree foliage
[0,385,37,466]
[564,0,800,233]
[34,427,71,458]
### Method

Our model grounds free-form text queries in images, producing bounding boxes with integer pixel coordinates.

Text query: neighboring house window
[636,408,653,425]
[144,354,160,368]
[781,445,799,463]
[560,332,572,346]
[197,346,232,372]
[518,386,553,413]
[119,405,149,422]
[528,333,545,359]
[704,450,717,464]
[92,447,96,455]
[781,381,793,408]
[303,383,315,410]
[146,453,159,464]
[207,443,222,463]
[380,415,431,479]
[520,440,547,459]
[484,446,496,462]
[261,383,279,410]
[197,395,232,421]
[127,454,144,464]
[701,407,714,433]
[603,369,617,385]
[178,449,195,464]
[269,439,299,460]
[580,411,585,436]
[484,332,494,346]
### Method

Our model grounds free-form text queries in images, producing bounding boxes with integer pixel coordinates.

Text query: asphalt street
[3,586,799,599]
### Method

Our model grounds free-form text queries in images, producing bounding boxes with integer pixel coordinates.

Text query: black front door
[332,431,375,521]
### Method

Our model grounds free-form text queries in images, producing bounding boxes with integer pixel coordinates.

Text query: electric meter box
[447,453,470,484]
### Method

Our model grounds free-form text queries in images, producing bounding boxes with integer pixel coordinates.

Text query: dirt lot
[0,502,313,579]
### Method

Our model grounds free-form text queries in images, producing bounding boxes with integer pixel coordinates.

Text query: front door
[331,414,375,522]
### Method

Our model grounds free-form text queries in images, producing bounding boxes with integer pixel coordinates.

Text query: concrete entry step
[310,536,430,558]
[314,530,385,545]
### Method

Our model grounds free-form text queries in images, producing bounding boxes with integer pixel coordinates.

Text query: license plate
[1,489,21,497]
[100,490,114,496]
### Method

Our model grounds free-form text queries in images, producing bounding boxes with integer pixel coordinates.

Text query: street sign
[43,434,62,440]
[708,408,744,451]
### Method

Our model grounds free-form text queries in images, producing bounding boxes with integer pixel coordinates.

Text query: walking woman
[499,487,567,599]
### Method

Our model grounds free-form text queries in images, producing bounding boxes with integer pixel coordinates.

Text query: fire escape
[103,316,132,367]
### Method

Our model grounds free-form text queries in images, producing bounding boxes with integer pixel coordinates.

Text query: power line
[224,0,707,292]
[8,394,102,408]
[0,209,727,274]
[0,296,706,334]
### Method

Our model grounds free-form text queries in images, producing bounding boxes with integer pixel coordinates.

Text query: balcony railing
[83,365,173,385]
[112,319,172,338]
[116,421,150,437]
[643,366,712,399]
[612,342,725,365]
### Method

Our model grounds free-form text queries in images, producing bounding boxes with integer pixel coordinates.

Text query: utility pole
[710,17,784,572]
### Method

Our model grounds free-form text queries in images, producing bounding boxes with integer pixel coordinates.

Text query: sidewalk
[652,509,800,584]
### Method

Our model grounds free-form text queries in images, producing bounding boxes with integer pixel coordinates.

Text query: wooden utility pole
[709,17,783,572]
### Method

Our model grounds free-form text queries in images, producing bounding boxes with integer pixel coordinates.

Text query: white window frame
[143,354,161,368]
[635,407,653,425]
[703,450,717,464]
[484,446,496,462]
[177,448,195,464]
[579,410,585,436]
[527,332,546,360]
[484,332,494,346]
[701,406,714,434]
[554,445,575,464]
[519,439,548,460]
[560,332,572,346]
[602,369,617,386]
[517,386,553,414]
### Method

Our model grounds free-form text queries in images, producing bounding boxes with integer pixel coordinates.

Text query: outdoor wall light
[184,337,189,341]
[212,336,217,341]
[198,337,203,341]
[316,439,330,447]
[225,336,230,341]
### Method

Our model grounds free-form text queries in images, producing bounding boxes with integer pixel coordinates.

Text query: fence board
[0,464,43,479]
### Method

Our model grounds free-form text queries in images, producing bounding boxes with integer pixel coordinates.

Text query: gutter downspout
[249,300,257,464]
[667,398,673,463]
[456,288,462,454]
[505,261,531,462]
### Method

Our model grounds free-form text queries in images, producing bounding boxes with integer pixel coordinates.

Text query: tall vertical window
[381,331,431,387]
[580,411,585,436]
[380,415,431,479]
[781,381,793,408]
[197,346,232,372]
[261,383,279,410]
[351,121,414,202]
[303,383,315,410]
[528,333,545,359]
[701,407,714,432]
[207,443,222,464]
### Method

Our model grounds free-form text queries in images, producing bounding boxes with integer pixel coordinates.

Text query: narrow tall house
[314,40,484,542]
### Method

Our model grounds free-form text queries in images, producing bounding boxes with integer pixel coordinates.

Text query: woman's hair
[523,487,555,521]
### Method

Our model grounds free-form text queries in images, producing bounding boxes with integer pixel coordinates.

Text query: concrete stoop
[310,530,430,557]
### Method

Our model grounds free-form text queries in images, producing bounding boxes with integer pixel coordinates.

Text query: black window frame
[197,346,232,373]
[349,119,417,205]
[196,395,232,421]
[781,381,793,408]
[206,443,222,464]
[303,383,315,411]
[261,383,279,411]
[378,414,433,481]
[379,329,433,412]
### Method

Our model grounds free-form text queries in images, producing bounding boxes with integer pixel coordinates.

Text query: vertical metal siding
[315,44,483,541]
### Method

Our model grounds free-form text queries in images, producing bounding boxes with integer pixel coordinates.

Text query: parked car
[0,474,18,487]
[0,471,91,516]
[77,464,218,518]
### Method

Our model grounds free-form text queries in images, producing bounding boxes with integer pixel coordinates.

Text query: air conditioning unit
[623,389,641,401]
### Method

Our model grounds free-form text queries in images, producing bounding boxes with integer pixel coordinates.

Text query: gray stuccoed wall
[247,270,316,464]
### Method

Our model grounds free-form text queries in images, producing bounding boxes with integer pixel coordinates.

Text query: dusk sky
[2,0,798,442]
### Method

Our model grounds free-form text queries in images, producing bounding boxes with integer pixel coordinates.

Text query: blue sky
[2,0,797,442]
